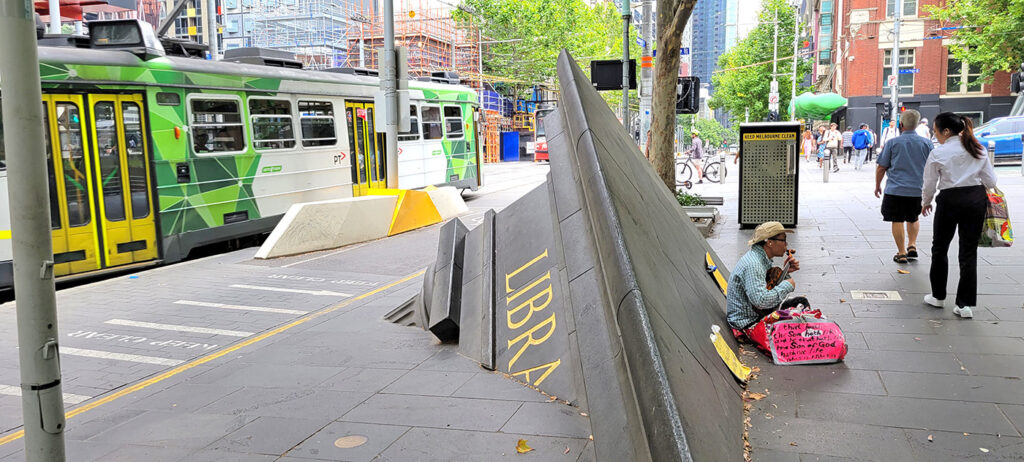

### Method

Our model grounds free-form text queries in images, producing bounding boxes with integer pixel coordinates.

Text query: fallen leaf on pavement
[589,435,594,441]
[914,337,922,341]
[516,440,533,454]
[897,269,910,274]
[964,433,970,436]
[839,299,847,303]
[564,447,571,454]
[980,448,990,453]
[928,435,933,442]
[789,442,798,447]
[746,392,767,401]
[580,412,588,417]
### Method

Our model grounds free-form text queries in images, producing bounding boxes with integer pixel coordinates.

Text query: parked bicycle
[675,151,724,189]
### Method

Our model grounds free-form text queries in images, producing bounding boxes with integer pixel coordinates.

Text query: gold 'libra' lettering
[506,272,552,330]
[505,249,548,294]
[506,313,556,369]
[511,359,561,386]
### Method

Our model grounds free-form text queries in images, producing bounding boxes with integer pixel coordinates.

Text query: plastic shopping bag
[979,188,1013,248]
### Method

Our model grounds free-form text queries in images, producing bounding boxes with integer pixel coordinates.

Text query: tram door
[87,94,158,267]
[345,101,387,195]
[41,95,101,276]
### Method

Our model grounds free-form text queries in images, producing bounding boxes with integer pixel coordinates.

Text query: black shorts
[881,194,922,223]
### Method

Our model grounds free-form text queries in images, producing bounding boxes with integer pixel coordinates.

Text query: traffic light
[675,76,700,114]
[882,101,892,119]
[767,110,780,122]
[1012,63,1023,93]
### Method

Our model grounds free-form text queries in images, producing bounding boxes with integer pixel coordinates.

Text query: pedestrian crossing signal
[676,76,699,114]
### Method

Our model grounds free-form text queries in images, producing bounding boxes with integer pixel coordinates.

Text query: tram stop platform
[0,63,1023,460]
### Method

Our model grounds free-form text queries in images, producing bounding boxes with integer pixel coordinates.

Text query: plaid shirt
[726,245,794,330]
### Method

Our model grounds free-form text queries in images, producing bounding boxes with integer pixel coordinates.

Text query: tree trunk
[652,0,696,191]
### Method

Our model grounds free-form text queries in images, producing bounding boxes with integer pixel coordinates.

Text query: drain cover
[849,290,902,301]
[335,435,368,449]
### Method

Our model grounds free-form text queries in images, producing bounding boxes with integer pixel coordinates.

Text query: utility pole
[206,0,219,60]
[791,6,799,121]
[639,0,653,150]
[768,7,780,119]
[382,0,399,187]
[0,0,67,459]
[478,28,483,103]
[47,0,61,33]
[621,0,630,126]
[890,1,901,128]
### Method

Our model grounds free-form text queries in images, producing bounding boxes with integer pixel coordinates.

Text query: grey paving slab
[451,372,551,403]
[340,394,522,432]
[798,455,872,462]
[575,440,595,462]
[861,332,1024,355]
[751,448,801,462]
[190,362,344,389]
[87,410,254,448]
[182,448,279,461]
[319,368,407,393]
[286,421,410,461]
[205,416,331,456]
[86,444,194,461]
[880,371,1024,405]
[840,349,968,375]
[500,402,591,439]
[795,391,1019,435]
[375,427,588,461]
[903,429,1024,461]
[1002,404,1024,436]
[198,387,371,421]
[757,366,887,396]
[413,348,487,373]
[123,383,242,413]
[380,370,476,397]
[747,416,915,460]
[957,353,1024,378]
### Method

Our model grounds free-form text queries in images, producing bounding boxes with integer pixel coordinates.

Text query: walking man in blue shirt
[874,109,934,264]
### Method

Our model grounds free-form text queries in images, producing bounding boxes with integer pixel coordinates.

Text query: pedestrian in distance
[827,123,842,173]
[920,112,997,319]
[816,125,827,168]
[802,129,816,162]
[874,109,933,264]
[916,117,932,140]
[687,130,705,183]
[851,123,871,170]
[842,126,854,164]
[867,127,878,162]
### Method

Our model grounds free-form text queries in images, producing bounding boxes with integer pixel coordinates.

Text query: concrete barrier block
[427,186,469,220]
[254,195,397,259]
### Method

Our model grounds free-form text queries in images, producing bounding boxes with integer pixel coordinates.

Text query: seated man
[726,221,803,342]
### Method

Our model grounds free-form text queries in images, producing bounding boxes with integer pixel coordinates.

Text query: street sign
[899,68,920,74]
[637,37,646,49]
[768,93,780,104]
[680,47,690,56]
[887,75,898,87]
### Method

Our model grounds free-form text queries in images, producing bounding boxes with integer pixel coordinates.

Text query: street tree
[651,0,697,191]
[453,0,625,101]
[707,0,812,124]
[925,0,1024,79]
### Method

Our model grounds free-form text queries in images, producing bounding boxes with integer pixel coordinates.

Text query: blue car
[975,116,1024,164]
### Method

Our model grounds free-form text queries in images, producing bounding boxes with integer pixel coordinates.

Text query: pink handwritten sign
[769,321,847,365]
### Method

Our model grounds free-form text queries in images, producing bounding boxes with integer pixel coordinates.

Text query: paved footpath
[699,159,1024,461]
[0,162,599,461]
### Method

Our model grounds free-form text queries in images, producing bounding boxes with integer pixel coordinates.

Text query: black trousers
[843,146,853,162]
[930,185,988,307]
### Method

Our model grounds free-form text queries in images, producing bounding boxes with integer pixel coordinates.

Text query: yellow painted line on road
[0,230,10,240]
[0,269,426,447]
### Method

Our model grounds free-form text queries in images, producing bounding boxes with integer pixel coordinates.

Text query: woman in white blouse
[920,112,997,319]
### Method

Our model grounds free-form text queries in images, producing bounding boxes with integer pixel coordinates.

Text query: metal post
[47,0,60,33]
[477,28,483,101]
[769,7,779,116]
[621,0,630,126]
[790,6,799,121]
[207,0,219,60]
[639,0,652,151]
[382,0,399,187]
[890,0,901,124]
[0,0,67,459]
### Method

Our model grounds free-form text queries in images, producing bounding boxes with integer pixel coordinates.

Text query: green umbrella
[789,92,848,119]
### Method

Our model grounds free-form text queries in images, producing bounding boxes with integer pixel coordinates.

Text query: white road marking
[0,384,91,404]
[104,319,253,337]
[173,300,308,315]
[60,347,184,366]
[229,284,352,297]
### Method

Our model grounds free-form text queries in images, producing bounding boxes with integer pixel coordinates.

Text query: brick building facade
[815,0,1016,132]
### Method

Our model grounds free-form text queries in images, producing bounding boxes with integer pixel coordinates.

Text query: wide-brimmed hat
[747,221,794,246]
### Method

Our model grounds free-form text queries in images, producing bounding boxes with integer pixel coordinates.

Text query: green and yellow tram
[0,20,480,290]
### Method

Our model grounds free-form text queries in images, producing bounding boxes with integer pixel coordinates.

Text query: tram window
[249,99,295,150]
[94,101,126,221]
[156,92,180,106]
[398,105,420,141]
[122,102,150,219]
[55,103,90,227]
[189,98,246,154]
[421,106,442,140]
[443,106,463,139]
[299,100,337,147]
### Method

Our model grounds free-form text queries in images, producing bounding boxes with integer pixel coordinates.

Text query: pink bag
[767,310,847,365]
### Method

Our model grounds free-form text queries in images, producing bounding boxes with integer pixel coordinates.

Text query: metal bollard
[823,149,830,183]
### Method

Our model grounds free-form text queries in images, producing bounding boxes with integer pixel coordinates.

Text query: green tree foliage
[707,0,812,124]
[678,115,738,149]
[453,0,631,100]
[925,0,1024,79]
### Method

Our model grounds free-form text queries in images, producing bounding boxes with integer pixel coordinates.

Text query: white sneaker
[923,294,944,308]
[953,306,974,318]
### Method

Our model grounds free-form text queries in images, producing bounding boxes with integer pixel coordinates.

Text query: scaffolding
[249,0,348,69]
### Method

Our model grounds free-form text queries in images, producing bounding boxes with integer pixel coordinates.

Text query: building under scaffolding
[248,0,350,69]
